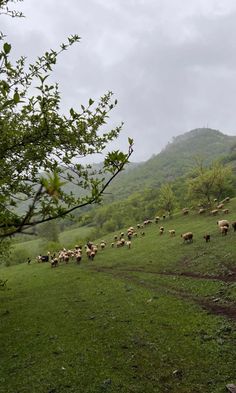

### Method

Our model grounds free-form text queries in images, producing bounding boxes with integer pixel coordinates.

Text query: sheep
[182,208,189,215]
[141,231,145,236]
[232,221,236,232]
[198,208,206,214]
[126,240,132,249]
[100,241,106,250]
[210,209,218,215]
[37,255,49,262]
[222,209,229,214]
[51,258,59,268]
[168,229,175,236]
[217,220,230,228]
[155,216,160,223]
[86,247,92,258]
[222,197,230,203]
[127,232,132,240]
[75,252,82,264]
[203,234,211,242]
[181,232,193,243]
[220,226,228,236]
[159,227,164,235]
[217,203,224,209]
[116,240,123,248]
[89,251,96,261]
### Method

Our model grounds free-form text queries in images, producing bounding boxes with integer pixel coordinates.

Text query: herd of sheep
[35,197,236,268]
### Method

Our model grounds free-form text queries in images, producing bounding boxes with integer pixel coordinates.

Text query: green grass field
[0,201,236,392]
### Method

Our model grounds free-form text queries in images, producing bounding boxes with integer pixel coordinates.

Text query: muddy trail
[90,265,236,322]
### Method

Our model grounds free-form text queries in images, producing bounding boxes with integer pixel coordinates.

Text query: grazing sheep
[181,232,193,243]
[222,209,229,214]
[116,240,123,247]
[203,234,211,242]
[211,209,218,215]
[89,251,96,261]
[168,229,175,236]
[217,203,224,209]
[222,197,230,203]
[86,247,92,258]
[51,258,59,268]
[127,232,132,240]
[100,241,106,250]
[141,231,145,236]
[75,253,82,264]
[182,208,189,215]
[220,226,228,236]
[120,238,126,246]
[126,240,132,249]
[159,227,164,235]
[198,208,206,214]
[111,242,114,248]
[37,255,49,262]
[155,216,160,223]
[232,221,236,232]
[217,220,230,228]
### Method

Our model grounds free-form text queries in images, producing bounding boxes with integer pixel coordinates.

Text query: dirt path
[90,265,236,322]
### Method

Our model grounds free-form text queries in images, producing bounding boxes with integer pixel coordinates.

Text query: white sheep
[217,220,230,228]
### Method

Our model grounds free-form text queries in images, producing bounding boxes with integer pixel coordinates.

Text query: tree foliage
[187,159,233,206]
[158,183,177,216]
[0,1,133,239]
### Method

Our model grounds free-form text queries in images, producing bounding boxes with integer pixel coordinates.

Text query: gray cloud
[2,0,236,161]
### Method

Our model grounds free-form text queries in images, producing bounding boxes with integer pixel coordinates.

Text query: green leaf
[89,98,94,106]
[13,91,20,104]
[128,137,134,146]
[3,42,11,54]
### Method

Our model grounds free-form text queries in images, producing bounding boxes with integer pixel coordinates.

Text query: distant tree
[187,159,233,206]
[0,1,133,243]
[158,183,177,216]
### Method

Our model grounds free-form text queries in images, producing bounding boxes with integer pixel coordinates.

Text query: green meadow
[0,201,236,392]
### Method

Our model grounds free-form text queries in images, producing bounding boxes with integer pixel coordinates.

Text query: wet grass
[0,200,236,392]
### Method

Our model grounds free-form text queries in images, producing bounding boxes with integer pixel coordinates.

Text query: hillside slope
[106,128,236,200]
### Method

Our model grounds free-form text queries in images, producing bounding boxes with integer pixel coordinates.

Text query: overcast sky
[2,0,236,161]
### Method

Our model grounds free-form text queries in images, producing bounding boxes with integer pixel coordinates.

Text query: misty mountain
[104,128,236,201]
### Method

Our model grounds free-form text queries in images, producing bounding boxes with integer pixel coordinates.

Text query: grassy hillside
[0,198,236,392]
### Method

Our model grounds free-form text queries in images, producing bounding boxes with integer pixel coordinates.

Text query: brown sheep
[222,209,229,214]
[168,229,176,236]
[181,232,193,243]
[203,234,211,242]
[220,226,228,236]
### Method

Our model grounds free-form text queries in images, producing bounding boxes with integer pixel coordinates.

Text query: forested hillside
[105,128,236,201]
